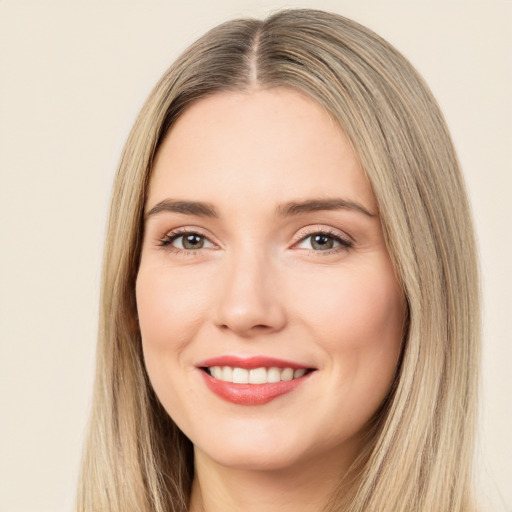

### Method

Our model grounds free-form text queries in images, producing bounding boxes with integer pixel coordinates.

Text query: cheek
[135,266,206,404]
[298,263,403,341]
[135,265,213,433]
[292,260,405,394]
[136,264,207,350]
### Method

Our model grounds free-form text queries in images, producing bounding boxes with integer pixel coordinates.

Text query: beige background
[0,1,510,511]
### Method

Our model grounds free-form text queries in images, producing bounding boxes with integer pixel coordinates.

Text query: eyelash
[294,228,353,255]
[157,227,353,255]
[157,228,211,255]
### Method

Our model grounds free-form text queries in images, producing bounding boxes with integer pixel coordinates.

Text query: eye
[159,231,215,251]
[295,231,351,251]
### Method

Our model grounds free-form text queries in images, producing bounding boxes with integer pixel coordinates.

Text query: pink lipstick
[197,356,314,405]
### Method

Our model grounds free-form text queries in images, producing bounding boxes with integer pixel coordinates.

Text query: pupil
[312,234,333,250]
[183,234,203,249]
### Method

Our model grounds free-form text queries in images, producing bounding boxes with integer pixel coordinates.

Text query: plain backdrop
[0,1,510,511]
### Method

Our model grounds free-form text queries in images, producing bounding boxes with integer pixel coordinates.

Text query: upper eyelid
[162,228,217,244]
[162,226,215,239]
[293,225,353,244]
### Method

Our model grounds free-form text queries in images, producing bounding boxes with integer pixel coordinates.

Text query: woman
[76,9,480,512]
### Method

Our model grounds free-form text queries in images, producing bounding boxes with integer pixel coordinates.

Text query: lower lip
[200,371,311,405]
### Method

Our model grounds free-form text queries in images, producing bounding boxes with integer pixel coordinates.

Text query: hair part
[77,9,480,512]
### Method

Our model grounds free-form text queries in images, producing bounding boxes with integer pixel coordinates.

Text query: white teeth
[208,366,308,384]
[211,366,223,379]
[281,368,294,381]
[249,367,267,384]
[267,367,281,383]
[232,367,249,384]
[221,366,233,382]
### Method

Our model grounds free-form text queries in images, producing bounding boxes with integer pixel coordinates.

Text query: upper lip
[196,356,314,370]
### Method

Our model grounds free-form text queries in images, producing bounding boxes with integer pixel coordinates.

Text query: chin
[190,421,305,470]
[191,419,358,474]
[199,444,308,472]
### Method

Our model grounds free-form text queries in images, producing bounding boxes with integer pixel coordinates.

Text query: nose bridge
[214,242,286,335]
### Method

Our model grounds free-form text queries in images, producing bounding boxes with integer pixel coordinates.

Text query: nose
[213,251,287,337]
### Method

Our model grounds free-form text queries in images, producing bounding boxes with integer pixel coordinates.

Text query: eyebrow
[145,197,376,220]
[146,199,218,219]
[276,198,376,218]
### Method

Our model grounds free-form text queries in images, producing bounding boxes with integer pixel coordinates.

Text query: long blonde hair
[77,9,480,512]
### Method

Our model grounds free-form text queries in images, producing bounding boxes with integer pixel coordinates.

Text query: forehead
[147,87,376,213]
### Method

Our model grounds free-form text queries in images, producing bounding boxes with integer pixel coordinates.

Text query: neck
[189,445,361,512]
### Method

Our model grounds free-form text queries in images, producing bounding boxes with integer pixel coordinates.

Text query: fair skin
[136,87,406,512]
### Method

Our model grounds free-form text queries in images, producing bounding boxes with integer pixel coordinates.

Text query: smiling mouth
[202,366,312,384]
[197,356,316,405]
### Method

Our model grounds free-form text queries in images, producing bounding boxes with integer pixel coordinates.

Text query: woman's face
[136,88,406,473]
